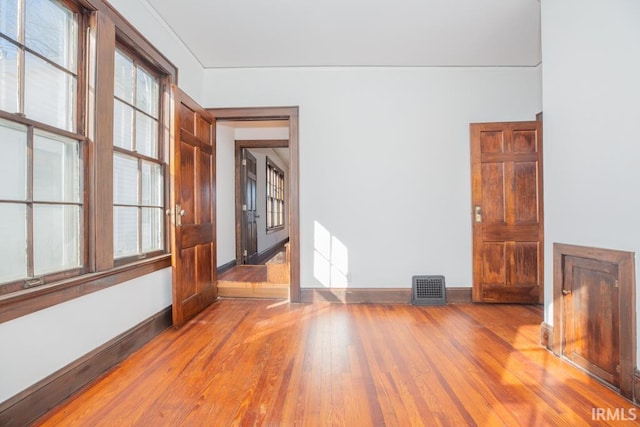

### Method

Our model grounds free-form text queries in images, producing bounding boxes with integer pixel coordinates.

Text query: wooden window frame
[112,45,167,266]
[0,0,177,324]
[0,0,89,296]
[266,156,285,232]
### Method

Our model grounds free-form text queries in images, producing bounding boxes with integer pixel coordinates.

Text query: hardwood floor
[218,254,289,299]
[36,301,637,426]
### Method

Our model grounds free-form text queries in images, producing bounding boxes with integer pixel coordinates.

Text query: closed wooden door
[470,121,543,303]
[170,86,217,327]
[241,149,259,264]
[562,256,620,387]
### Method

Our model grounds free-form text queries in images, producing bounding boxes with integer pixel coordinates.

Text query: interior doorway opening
[208,107,300,302]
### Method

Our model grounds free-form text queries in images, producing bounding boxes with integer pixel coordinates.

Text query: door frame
[208,107,301,303]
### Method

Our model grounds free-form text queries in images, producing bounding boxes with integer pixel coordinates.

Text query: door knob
[562,289,571,295]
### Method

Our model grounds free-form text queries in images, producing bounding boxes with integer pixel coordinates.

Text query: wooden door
[170,86,217,327]
[470,121,543,303]
[241,149,259,264]
[562,256,620,387]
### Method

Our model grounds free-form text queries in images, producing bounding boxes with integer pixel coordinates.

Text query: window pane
[114,100,134,150]
[113,153,138,205]
[33,204,81,275]
[0,38,19,113]
[33,131,81,203]
[136,67,158,118]
[0,0,19,41]
[136,113,158,158]
[0,119,27,200]
[114,50,134,103]
[141,162,162,206]
[24,0,77,71]
[24,52,76,131]
[114,206,138,258]
[0,203,27,283]
[142,208,163,253]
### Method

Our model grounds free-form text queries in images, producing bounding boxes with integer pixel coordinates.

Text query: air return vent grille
[412,275,446,306]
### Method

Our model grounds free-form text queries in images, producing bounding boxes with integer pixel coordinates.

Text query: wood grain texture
[471,121,543,304]
[171,87,217,327]
[34,301,638,426]
[553,243,636,400]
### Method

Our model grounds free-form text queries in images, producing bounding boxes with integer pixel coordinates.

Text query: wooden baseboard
[217,259,237,276]
[446,287,472,304]
[301,287,473,304]
[540,322,553,351]
[634,369,640,404]
[256,238,289,265]
[301,288,410,304]
[0,307,172,427]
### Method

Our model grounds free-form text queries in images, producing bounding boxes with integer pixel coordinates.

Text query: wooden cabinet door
[563,256,620,387]
[170,86,217,327]
[470,121,543,303]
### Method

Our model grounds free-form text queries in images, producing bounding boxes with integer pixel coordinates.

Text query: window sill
[266,226,285,234]
[0,255,171,324]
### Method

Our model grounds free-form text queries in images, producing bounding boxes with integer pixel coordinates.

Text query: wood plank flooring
[219,265,268,283]
[218,264,289,299]
[35,301,638,426]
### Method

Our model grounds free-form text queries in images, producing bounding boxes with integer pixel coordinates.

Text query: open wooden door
[470,121,543,303]
[170,86,217,327]
[241,149,259,264]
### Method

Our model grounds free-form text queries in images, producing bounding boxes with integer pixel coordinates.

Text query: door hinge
[616,364,621,373]
[242,159,247,166]
[614,280,620,288]
[242,204,247,211]
[243,250,248,257]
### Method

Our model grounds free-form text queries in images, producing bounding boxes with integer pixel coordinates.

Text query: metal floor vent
[412,275,446,306]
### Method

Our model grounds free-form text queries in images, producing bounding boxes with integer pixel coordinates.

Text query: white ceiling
[146,0,541,68]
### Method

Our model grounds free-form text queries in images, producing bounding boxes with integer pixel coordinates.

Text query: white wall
[0,267,172,403]
[541,0,640,359]
[203,67,541,288]
[107,0,204,102]
[216,125,290,267]
[216,124,237,266]
[235,127,289,141]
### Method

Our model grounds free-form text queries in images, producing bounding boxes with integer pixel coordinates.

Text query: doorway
[208,107,301,302]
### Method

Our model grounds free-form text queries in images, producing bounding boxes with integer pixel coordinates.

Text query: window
[0,0,84,291]
[0,0,176,321]
[113,48,164,261]
[0,0,78,131]
[266,157,285,231]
